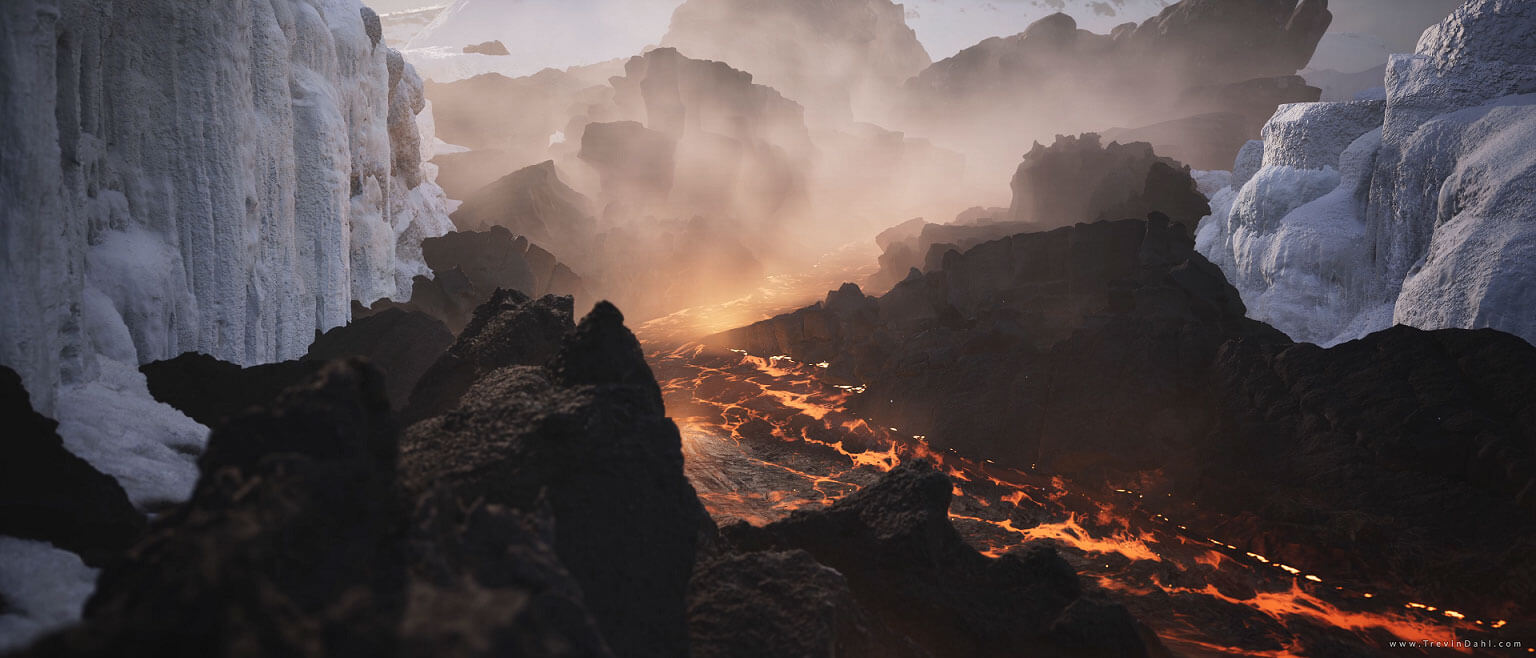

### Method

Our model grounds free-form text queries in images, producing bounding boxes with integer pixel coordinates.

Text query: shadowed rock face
[0,366,145,565]
[402,289,575,422]
[688,549,931,658]
[723,460,1167,658]
[1008,133,1210,229]
[901,1,1329,176]
[402,301,710,658]
[142,308,454,423]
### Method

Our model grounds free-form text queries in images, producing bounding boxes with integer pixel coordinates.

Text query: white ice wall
[1196,0,1536,346]
[0,0,453,415]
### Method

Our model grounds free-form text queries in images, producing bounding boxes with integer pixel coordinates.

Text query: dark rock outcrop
[723,461,1165,658]
[402,290,575,422]
[1009,133,1210,229]
[362,226,587,333]
[401,301,710,658]
[0,366,144,564]
[29,361,409,657]
[142,308,453,423]
[688,550,930,658]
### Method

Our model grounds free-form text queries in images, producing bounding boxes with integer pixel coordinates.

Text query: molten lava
[644,335,1517,656]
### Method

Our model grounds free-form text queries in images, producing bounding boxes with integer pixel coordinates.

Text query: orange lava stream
[652,344,1503,655]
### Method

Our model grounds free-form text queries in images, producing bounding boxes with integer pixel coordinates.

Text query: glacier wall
[1196,0,1536,346]
[1,0,453,415]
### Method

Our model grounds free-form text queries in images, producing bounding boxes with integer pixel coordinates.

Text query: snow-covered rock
[1196,0,1536,346]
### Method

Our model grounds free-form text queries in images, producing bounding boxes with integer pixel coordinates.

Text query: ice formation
[1,0,453,413]
[1197,0,1536,346]
[0,538,99,653]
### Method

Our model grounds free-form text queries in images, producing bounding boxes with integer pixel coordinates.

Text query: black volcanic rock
[577,120,677,214]
[401,302,710,658]
[28,361,408,657]
[0,366,144,564]
[140,354,324,428]
[24,358,618,658]
[142,308,453,423]
[687,550,930,658]
[1009,133,1210,228]
[403,289,574,422]
[723,461,1164,658]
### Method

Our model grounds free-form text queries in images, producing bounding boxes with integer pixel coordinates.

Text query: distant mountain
[901,0,1175,58]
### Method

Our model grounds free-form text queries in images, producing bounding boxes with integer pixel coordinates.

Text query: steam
[406,0,1464,327]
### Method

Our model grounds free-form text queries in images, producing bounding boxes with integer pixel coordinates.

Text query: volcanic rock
[401,301,710,658]
[0,367,144,565]
[1008,134,1210,229]
[687,550,930,658]
[26,360,408,657]
[723,460,1164,658]
[363,226,587,333]
[141,308,454,422]
[402,289,574,421]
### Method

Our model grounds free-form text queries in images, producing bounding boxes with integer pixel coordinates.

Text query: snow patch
[0,538,99,652]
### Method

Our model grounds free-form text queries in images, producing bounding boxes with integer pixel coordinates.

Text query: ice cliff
[1196,0,1536,346]
[0,0,453,505]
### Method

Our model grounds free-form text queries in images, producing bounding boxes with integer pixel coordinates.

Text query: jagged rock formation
[711,215,1536,616]
[1196,0,1536,346]
[401,291,575,421]
[900,1,1330,174]
[0,367,143,565]
[661,0,931,125]
[1009,134,1210,228]
[402,301,709,657]
[141,309,455,422]
[870,215,1031,292]
[361,227,587,333]
[723,461,1166,658]
[0,0,455,418]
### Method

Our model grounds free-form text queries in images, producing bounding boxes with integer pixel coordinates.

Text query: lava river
[634,260,1521,657]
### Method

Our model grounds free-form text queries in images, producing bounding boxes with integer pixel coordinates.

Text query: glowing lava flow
[645,341,1514,656]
